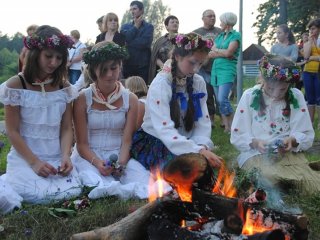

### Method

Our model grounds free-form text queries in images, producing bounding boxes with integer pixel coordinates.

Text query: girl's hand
[31,160,57,178]
[199,148,223,168]
[58,157,73,176]
[94,159,113,176]
[282,136,298,152]
[250,139,268,153]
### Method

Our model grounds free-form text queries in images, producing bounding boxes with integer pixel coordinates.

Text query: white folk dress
[0,83,82,204]
[230,85,320,194]
[230,85,314,167]
[142,71,214,154]
[71,86,150,200]
[0,176,23,214]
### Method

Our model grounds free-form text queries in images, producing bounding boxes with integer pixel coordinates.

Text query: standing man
[193,9,222,128]
[120,1,154,83]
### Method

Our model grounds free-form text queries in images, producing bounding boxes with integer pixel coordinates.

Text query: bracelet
[90,156,96,165]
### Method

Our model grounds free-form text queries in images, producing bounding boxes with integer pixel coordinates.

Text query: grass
[0,78,320,239]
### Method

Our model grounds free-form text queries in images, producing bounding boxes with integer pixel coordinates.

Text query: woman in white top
[72,42,150,199]
[0,25,82,204]
[231,54,320,194]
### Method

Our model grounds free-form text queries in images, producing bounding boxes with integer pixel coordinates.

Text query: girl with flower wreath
[230,54,320,194]
[71,41,150,199]
[130,32,222,174]
[0,25,82,204]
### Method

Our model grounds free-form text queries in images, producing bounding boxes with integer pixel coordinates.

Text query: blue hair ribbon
[192,92,205,121]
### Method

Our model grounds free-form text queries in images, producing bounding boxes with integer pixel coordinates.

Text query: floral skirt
[130,129,175,171]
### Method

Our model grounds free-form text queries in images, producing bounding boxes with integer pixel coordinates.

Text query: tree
[253,0,320,45]
[0,48,18,83]
[120,0,170,45]
[0,33,24,53]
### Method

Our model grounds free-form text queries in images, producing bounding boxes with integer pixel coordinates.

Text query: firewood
[70,200,159,240]
[192,188,308,230]
[163,153,215,192]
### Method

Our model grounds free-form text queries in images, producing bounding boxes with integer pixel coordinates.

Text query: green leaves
[48,207,76,218]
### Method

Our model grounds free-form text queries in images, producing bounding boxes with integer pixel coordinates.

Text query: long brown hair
[23,25,69,86]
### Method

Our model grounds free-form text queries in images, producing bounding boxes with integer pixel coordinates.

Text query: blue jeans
[214,82,233,116]
[68,69,82,85]
[303,72,320,105]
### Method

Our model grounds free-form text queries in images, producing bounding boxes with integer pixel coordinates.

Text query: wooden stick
[70,200,159,240]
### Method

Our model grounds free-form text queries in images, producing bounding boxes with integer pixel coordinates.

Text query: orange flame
[181,219,186,228]
[212,165,237,198]
[242,209,273,235]
[148,168,164,202]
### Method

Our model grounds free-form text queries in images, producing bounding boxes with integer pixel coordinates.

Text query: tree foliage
[254,0,320,45]
[0,48,19,83]
[0,33,24,53]
[120,0,170,45]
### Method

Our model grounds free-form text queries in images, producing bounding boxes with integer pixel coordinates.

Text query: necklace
[91,82,123,109]
[32,79,53,94]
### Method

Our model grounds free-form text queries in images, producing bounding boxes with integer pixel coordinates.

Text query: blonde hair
[70,30,80,40]
[26,24,38,36]
[103,12,119,32]
[125,76,148,99]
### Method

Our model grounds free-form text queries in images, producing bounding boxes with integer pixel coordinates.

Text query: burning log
[70,200,159,240]
[163,153,215,195]
[192,188,308,231]
[222,213,243,235]
[247,229,285,240]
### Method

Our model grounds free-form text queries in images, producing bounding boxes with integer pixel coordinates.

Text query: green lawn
[0,78,319,239]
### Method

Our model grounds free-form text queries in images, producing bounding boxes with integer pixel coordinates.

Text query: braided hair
[170,49,195,132]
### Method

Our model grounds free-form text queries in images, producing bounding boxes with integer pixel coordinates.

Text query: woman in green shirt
[208,12,241,133]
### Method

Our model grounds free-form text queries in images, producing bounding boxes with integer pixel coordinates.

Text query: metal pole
[237,0,243,103]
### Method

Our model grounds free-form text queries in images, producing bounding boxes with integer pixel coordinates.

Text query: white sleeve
[146,77,203,155]
[230,89,255,151]
[189,76,213,150]
[289,89,315,151]
[73,74,86,91]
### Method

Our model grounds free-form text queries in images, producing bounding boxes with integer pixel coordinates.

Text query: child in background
[125,76,148,130]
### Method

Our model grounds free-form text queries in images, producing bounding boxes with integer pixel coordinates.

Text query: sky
[0,0,268,50]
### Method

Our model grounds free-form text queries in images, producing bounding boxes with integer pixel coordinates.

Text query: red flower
[270,123,276,128]
[234,128,239,132]
[173,136,178,140]
[163,121,167,125]
[240,109,244,113]
[282,109,290,116]
[301,108,306,112]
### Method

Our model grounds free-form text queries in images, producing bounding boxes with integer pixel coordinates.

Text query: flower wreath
[24,34,74,50]
[258,55,301,83]
[83,43,129,65]
[171,33,213,51]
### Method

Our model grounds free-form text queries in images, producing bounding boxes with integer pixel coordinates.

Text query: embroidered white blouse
[230,85,314,167]
[142,71,214,155]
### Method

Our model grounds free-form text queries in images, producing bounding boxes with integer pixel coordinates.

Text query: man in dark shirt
[120,1,154,83]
